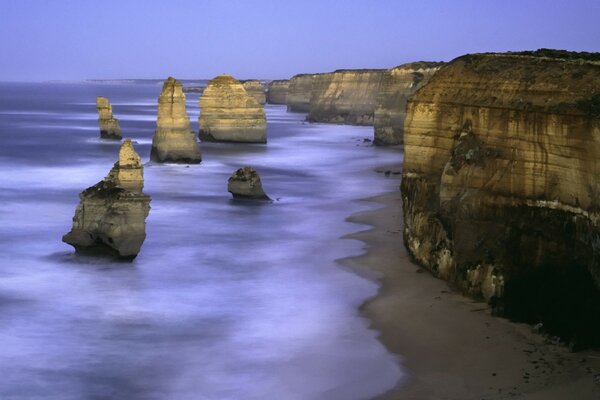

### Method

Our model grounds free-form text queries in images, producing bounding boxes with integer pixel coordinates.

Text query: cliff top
[391,61,446,71]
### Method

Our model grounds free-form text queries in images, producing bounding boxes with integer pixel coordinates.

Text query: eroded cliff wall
[373,62,443,145]
[287,74,319,113]
[306,69,385,125]
[266,80,289,104]
[401,50,600,347]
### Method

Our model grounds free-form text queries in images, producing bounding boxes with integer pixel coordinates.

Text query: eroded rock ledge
[401,50,600,348]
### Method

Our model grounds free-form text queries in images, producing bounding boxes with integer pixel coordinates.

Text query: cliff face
[96,97,122,140]
[306,69,385,125]
[241,80,266,105]
[401,51,600,347]
[199,74,267,143]
[266,80,289,104]
[63,139,151,259]
[151,77,201,163]
[373,62,443,145]
[287,74,319,112]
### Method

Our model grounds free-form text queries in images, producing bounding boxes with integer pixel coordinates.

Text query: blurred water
[0,82,403,400]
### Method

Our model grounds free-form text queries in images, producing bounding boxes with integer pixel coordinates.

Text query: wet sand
[341,174,600,400]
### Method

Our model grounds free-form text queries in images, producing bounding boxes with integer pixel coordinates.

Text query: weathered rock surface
[306,69,385,125]
[401,50,600,347]
[151,77,201,163]
[96,97,122,139]
[373,62,443,145]
[63,139,151,259]
[287,73,319,112]
[266,79,289,104]
[227,167,270,200]
[240,80,266,105]
[199,74,267,143]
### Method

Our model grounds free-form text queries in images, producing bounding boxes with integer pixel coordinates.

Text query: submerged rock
[199,74,267,143]
[227,167,271,200]
[373,62,443,145]
[151,77,201,163]
[96,97,122,140]
[401,50,600,347]
[62,139,151,259]
[266,79,289,104]
[240,79,267,105]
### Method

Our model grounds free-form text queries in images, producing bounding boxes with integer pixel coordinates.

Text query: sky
[0,0,599,81]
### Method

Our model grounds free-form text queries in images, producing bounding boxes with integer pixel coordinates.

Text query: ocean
[0,81,403,400]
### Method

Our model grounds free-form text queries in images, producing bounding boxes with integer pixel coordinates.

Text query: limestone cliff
[373,62,443,145]
[306,69,385,125]
[266,79,289,104]
[151,77,202,163]
[287,74,319,112]
[199,74,267,143]
[241,80,266,105]
[401,50,600,347]
[96,97,122,140]
[63,139,151,259]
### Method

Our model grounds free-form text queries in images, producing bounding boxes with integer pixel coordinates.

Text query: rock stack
[241,80,266,105]
[286,74,319,112]
[227,167,271,200]
[199,74,267,143]
[63,139,151,259]
[96,97,122,140]
[150,77,201,163]
[266,80,289,104]
[373,62,443,145]
[401,50,600,347]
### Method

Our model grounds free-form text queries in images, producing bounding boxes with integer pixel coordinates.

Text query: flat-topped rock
[241,80,266,105]
[96,96,122,139]
[199,74,267,143]
[373,62,443,145]
[266,80,289,104]
[63,139,151,259]
[151,77,201,163]
[227,167,271,200]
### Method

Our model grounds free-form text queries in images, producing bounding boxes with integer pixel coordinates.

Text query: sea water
[0,82,403,400]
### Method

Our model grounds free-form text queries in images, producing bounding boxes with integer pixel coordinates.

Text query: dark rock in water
[401,50,600,348]
[96,96,122,140]
[63,139,151,260]
[227,167,271,201]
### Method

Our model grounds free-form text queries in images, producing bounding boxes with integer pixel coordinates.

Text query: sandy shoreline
[340,178,600,399]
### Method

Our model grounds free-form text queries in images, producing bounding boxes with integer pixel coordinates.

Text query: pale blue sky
[0,0,598,81]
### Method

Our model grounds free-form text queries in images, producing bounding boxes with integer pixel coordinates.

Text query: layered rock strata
[266,79,289,104]
[151,77,201,163]
[241,80,266,105]
[373,62,444,145]
[63,139,151,259]
[199,74,267,143]
[306,69,385,125]
[228,167,270,200]
[96,97,122,139]
[401,50,600,347]
[287,73,319,112]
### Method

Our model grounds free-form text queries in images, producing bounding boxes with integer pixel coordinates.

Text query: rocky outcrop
[401,50,600,348]
[96,97,122,139]
[151,77,201,163]
[266,79,289,104]
[287,73,319,112]
[199,74,267,143]
[241,80,266,105]
[373,62,443,145]
[63,139,151,259]
[306,69,385,125]
[227,167,270,200]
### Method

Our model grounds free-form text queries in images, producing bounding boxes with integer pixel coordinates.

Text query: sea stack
[306,69,386,125]
[150,77,201,163]
[62,139,151,259]
[241,80,267,105]
[96,97,122,140]
[199,74,267,143]
[373,62,443,145]
[286,74,319,112]
[227,167,271,200]
[266,79,289,104]
[401,50,600,347]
